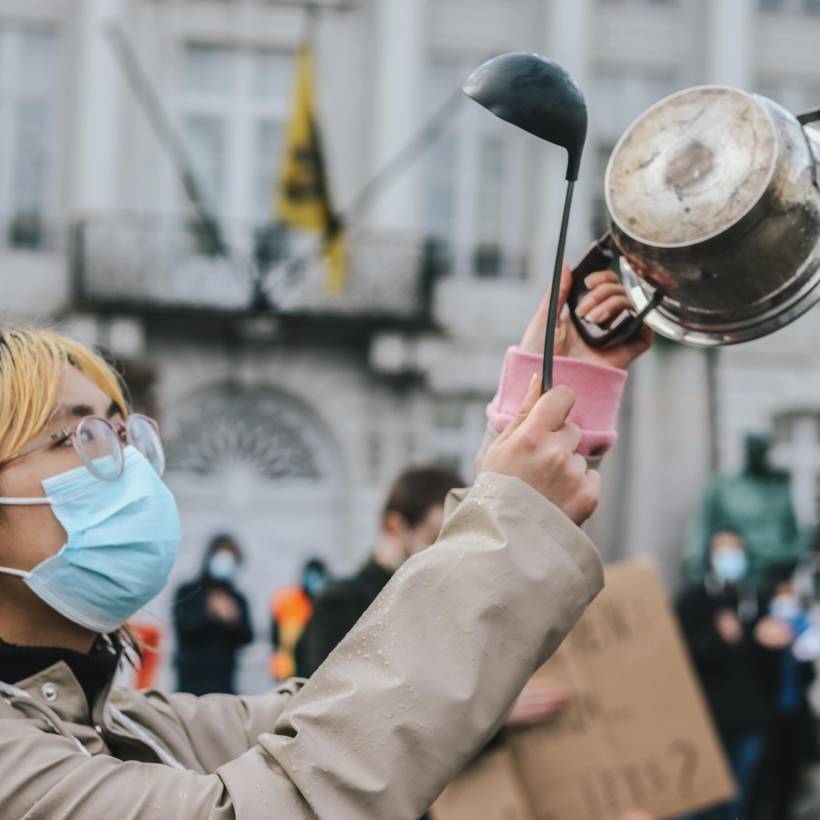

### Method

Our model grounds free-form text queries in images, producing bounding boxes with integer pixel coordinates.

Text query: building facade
[4,0,820,691]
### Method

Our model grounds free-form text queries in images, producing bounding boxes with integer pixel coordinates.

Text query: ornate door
[147,382,345,694]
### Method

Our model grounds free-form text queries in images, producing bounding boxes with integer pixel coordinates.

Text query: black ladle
[464,52,588,392]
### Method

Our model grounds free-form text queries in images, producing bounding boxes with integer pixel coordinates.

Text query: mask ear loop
[0,498,52,578]
[0,566,31,579]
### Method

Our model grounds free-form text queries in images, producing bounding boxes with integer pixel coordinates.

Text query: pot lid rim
[605,84,779,250]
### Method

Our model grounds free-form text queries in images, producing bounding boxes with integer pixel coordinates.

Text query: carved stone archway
[165,383,326,482]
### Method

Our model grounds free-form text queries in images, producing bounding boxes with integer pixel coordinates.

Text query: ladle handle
[568,234,647,348]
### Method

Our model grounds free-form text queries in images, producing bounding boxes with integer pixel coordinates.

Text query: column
[531,0,593,281]
[72,0,129,213]
[367,0,425,232]
[706,0,754,89]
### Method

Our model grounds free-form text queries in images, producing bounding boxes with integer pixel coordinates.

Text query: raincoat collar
[0,637,119,715]
[0,645,119,726]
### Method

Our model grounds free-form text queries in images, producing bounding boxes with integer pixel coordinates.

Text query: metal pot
[570,85,820,348]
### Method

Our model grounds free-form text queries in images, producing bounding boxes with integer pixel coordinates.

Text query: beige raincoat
[0,472,603,819]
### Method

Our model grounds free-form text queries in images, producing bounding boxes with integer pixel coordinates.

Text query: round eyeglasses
[0,414,166,481]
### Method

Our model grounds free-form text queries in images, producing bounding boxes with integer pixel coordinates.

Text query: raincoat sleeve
[0,474,603,820]
[128,679,306,770]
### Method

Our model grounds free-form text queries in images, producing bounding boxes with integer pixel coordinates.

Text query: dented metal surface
[605,85,820,347]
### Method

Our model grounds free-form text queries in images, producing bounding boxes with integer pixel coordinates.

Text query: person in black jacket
[677,529,792,820]
[173,533,254,695]
[750,568,819,820]
[295,465,463,678]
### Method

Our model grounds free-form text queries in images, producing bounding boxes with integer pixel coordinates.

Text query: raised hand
[483,375,600,525]
[505,677,573,727]
[520,264,653,371]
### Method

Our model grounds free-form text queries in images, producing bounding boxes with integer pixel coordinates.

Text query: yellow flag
[277,45,346,293]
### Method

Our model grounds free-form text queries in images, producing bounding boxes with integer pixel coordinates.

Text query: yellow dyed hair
[0,324,129,463]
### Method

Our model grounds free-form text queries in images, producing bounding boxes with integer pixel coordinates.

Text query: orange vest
[129,623,162,690]
[270,587,313,681]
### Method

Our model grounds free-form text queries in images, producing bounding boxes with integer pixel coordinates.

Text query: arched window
[165,383,325,482]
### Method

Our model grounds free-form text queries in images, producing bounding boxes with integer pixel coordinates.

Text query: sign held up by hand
[432,559,735,820]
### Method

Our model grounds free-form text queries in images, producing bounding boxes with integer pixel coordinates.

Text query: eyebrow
[51,399,122,425]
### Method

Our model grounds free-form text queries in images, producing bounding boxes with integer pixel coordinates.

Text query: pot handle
[797,108,820,190]
[567,233,658,348]
[797,107,820,125]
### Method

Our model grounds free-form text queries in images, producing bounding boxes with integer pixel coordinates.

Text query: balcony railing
[71,213,438,325]
[0,210,60,252]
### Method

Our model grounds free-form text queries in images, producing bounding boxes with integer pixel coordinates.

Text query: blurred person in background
[270,557,329,682]
[295,465,462,679]
[751,567,820,820]
[677,529,791,820]
[295,463,579,729]
[173,532,254,695]
[686,433,804,586]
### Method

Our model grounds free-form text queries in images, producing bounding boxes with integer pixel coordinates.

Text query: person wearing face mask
[295,465,462,679]
[0,265,648,819]
[750,570,820,820]
[172,533,254,695]
[676,530,792,820]
[293,473,598,820]
[269,558,329,682]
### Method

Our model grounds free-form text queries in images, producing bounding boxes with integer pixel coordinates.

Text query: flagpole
[249,4,324,309]
[303,1,321,45]
[276,83,465,287]
[105,24,229,261]
[343,86,464,227]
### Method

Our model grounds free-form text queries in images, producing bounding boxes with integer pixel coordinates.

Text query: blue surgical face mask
[712,549,748,584]
[208,552,237,583]
[0,446,181,633]
[770,594,803,624]
[303,569,327,598]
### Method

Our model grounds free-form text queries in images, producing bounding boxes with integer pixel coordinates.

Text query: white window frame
[176,40,293,226]
[759,0,820,13]
[0,22,62,251]
[424,60,528,281]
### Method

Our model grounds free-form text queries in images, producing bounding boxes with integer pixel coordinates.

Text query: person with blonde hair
[0,267,649,818]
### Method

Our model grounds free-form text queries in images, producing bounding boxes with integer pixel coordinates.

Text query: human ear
[383,511,408,538]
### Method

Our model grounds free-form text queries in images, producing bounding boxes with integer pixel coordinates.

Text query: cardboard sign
[432,746,533,820]
[432,559,735,820]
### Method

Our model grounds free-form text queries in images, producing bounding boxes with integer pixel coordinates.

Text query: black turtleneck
[0,636,120,710]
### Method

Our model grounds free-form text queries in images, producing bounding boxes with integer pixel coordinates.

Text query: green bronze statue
[685,433,806,584]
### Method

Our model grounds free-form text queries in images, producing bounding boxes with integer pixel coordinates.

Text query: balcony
[71,212,438,328]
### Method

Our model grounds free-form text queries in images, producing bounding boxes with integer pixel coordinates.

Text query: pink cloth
[487,347,627,456]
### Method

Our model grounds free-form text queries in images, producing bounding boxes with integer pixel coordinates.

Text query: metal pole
[706,347,720,472]
[105,23,229,260]
[277,84,465,284]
